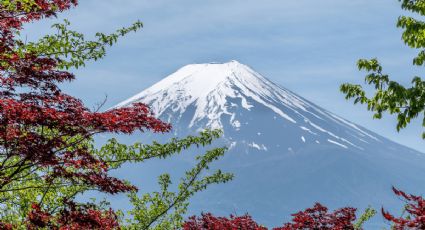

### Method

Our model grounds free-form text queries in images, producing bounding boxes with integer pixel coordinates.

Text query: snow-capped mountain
[117,60,382,152]
[116,61,425,228]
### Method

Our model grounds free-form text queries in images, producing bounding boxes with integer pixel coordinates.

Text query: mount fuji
[115,60,425,227]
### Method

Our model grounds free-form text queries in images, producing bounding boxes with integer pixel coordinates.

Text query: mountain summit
[116,61,425,228]
[118,60,381,152]
[117,60,298,130]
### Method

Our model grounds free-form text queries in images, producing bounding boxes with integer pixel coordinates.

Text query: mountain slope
[116,61,425,227]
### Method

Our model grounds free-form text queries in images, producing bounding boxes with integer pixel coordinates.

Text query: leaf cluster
[124,145,233,230]
[341,0,425,138]
[0,130,233,229]
[19,19,143,69]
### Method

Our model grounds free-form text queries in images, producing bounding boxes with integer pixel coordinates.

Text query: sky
[25,0,424,152]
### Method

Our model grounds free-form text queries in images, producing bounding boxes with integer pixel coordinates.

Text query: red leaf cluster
[0,0,171,193]
[0,0,78,30]
[0,222,13,230]
[183,213,267,230]
[382,187,425,229]
[27,203,52,229]
[276,203,357,230]
[183,204,357,230]
[0,0,171,227]
[57,201,120,230]
[27,202,120,230]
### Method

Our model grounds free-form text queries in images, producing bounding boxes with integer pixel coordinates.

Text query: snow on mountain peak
[116,60,380,148]
[117,60,266,106]
[116,60,311,127]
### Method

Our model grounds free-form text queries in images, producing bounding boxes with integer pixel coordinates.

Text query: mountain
[115,60,425,227]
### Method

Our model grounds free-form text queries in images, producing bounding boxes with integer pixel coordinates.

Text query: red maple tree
[0,0,170,228]
[183,204,358,230]
[275,203,357,230]
[382,187,425,229]
[183,213,267,230]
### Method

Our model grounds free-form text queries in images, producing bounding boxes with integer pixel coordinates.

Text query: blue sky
[26,0,424,152]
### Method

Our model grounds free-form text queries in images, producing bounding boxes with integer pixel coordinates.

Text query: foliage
[275,203,358,230]
[26,201,120,230]
[353,207,376,230]
[183,213,267,230]
[340,0,425,138]
[0,0,232,229]
[382,187,425,229]
[183,203,368,230]
[124,145,233,230]
[0,129,232,229]
[20,18,143,70]
[340,0,425,229]
[0,0,165,226]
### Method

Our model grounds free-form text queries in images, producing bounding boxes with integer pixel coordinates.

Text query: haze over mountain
[116,60,425,227]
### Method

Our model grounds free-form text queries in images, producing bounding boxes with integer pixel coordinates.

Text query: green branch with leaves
[341,0,425,139]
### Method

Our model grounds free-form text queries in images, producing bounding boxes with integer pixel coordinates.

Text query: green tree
[341,0,425,139]
[0,130,232,229]
[341,1,425,228]
[0,1,232,229]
